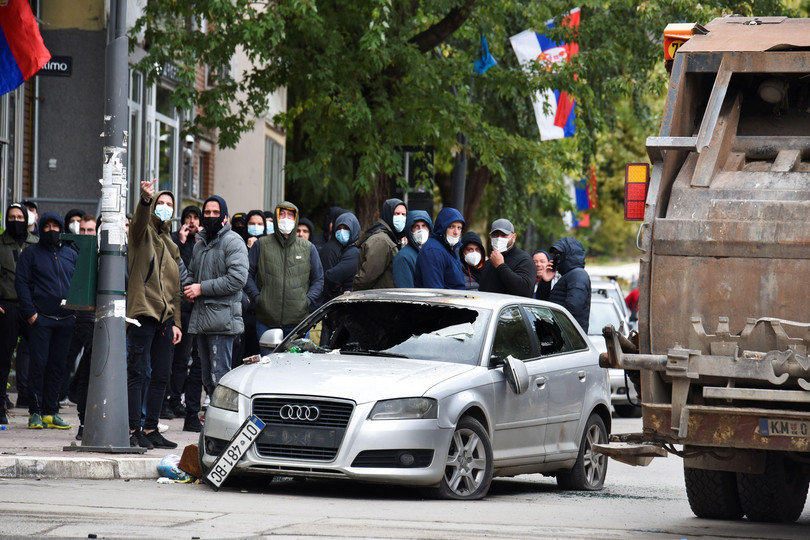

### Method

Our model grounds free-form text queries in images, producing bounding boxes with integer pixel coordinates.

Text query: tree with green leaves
[134,0,792,252]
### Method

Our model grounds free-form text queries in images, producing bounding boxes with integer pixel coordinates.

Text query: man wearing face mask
[246,201,324,346]
[544,237,591,332]
[15,212,77,430]
[478,218,535,298]
[64,209,86,236]
[323,212,361,303]
[22,200,39,237]
[185,195,249,405]
[353,198,406,291]
[459,232,485,290]
[125,179,183,449]
[414,207,465,290]
[392,210,433,288]
[0,203,38,424]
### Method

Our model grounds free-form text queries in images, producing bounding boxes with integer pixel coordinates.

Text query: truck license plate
[204,414,266,490]
[759,418,810,438]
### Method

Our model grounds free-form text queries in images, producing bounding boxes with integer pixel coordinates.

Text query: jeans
[196,334,235,395]
[127,317,173,431]
[27,314,75,416]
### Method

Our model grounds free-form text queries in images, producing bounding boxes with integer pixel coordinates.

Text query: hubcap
[444,428,487,496]
[583,424,606,487]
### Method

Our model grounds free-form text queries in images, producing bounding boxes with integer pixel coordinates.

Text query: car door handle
[577,370,586,380]
[535,376,548,388]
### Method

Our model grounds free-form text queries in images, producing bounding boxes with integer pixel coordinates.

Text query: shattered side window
[302,301,490,365]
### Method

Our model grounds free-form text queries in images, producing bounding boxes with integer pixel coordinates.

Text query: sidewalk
[1,393,201,480]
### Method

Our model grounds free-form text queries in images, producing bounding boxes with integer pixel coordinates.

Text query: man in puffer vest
[246,201,324,351]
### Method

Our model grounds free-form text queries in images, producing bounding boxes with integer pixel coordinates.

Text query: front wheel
[434,417,493,500]
[557,413,608,491]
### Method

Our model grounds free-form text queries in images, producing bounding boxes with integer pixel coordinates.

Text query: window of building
[264,137,284,210]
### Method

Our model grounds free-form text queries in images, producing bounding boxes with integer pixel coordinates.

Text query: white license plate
[204,414,266,489]
[759,418,810,438]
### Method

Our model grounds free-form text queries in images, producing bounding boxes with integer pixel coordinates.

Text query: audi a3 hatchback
[199,289,611,499]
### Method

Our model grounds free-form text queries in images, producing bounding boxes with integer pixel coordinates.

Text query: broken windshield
[279,301,490,365]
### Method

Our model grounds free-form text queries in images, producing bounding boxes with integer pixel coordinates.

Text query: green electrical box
[62,233,98,311]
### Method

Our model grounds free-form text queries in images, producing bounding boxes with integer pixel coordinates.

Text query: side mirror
[503,355,530,394]
[259,328,285,351]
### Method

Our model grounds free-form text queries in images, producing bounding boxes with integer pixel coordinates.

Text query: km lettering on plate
[759,418,810,437]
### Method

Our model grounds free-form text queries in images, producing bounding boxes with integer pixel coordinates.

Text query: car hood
[220,353,478,405]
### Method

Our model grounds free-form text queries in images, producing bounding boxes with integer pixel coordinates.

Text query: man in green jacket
[245,201,324,351]
[0,203,38,424]
[126,179,182,450]
[353,198,406,291]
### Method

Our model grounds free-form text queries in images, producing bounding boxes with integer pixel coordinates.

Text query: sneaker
[28,413,44,429]
[159,406,175,420]
[130,429,154,450]
[59,398,71,408]
[75,425,84,441]
[183,415,202,432]
[170,402,187,418]
[158,422,169,433]
[144,429,177,449]
[42,414,72,429]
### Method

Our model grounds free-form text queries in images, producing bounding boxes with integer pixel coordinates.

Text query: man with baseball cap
[478,218,535,297]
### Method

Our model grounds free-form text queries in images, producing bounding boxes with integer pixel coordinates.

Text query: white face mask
[491,237,510,252]
[278,217,295,235]
[266,219,274,235]
[464,251,481,267]
[446,234,460,247]
[413,229,429,246]
[28,212,37,227]
[154,203,174,222]
[68,221,81,235]
[392,214,406,232]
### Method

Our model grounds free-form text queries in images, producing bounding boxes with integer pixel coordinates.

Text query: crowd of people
[0,190,592,450]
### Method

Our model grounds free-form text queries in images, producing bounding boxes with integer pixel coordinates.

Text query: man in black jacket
[545,237,591,332]
[478,219,535,298]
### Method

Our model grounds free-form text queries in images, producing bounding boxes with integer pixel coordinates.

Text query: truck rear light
[624,163,649,221]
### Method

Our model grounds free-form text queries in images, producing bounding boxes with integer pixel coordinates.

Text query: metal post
[66,0,141,453]
[449,132,467,213]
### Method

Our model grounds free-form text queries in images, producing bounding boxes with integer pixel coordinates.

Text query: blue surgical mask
[392,215,406,232]
[247,224,264,237]
[265,219,274,235]
[335,229,350,245]
[155,204,173,222]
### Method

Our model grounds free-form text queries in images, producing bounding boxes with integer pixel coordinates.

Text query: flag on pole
[509,8,580,141]
[0,0,51,96]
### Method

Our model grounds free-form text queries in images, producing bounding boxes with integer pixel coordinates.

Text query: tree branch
[409,0,477,54]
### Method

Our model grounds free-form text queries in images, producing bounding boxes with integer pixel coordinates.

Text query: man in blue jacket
[15,212,77,430]
[414,207,466,290]
[392,210,432,288]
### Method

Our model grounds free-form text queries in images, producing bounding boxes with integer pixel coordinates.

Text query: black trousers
[126,317,173,431]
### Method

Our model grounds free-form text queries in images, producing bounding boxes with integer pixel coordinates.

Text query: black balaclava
[5,203,29,243]
[202,195,229,237]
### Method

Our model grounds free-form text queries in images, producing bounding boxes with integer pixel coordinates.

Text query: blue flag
[474,34,497,75]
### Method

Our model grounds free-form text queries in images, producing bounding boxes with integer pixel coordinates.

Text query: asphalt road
[1,417,808,539]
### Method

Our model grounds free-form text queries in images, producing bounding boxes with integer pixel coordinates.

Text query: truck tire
[683,466,743,520]
[736,452,810,523]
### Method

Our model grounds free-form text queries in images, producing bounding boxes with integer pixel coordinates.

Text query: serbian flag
[0,0,51,96]
[510,8,580,141]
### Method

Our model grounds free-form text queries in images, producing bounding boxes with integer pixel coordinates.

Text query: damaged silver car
[199,289,611,499]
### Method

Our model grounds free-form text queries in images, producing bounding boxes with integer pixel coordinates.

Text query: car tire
[683,466,743,520]
[434,416,493,500]
[737,452,809,523]
[557,413,608,491]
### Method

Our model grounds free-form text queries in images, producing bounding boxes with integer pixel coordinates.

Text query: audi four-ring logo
[279,404,320,421]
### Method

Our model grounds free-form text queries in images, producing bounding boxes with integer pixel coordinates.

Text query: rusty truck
[597,16,810,523]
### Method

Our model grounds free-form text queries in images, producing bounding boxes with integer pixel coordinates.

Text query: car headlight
[210,385,241,412]
[368,398,438,420]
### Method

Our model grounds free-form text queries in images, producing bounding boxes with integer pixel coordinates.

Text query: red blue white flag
[0,0,51,96]
[510,8,580,141]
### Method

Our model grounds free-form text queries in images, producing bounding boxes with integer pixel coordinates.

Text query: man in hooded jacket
[323,212,361,303]
[246,201,324,346]
[15,211,78,430]
[353,198,406,290]
[125,179,183,449]
[185,195,249,399]
[414,207,466,290]
[544,236,591,332]
[478,218,535,298]
[459,232,485,290]
[0,203,38,424]
[392,210,432,288]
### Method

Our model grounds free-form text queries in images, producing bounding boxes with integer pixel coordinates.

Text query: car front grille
[252,397,354,461]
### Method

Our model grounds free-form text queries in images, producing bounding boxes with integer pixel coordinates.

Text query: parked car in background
[590,277,630,322]
[200,289,612,499]
[588,297,640,417]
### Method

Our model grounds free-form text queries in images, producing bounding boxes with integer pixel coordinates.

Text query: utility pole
[66,0,140,453]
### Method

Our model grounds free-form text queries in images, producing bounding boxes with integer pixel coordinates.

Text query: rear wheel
[737,452,810,523]
[434,417,493,500]
[684,466,743,520]
[557,414,608,490]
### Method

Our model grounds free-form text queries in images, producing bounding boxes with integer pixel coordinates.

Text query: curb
[0,456,161,479]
